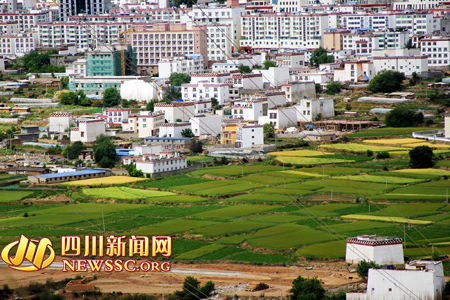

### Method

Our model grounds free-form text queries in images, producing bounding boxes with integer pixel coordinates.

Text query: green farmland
[1,143,450,266]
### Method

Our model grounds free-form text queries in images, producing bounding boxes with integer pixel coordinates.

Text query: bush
[376,151,390,159]
[366,150,374,157]
[409,145,434,168]
[367,70,405,93]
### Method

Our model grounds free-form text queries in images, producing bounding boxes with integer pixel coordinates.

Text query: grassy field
[63,176,148,186]
[363,138,423,145]
[82,187,176,199]
[341,214,433,225]
[268,150,334,157]
[321,143,407,153]
[0,191,33,203]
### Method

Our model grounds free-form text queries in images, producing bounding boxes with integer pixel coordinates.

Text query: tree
[16,50,65,73]
[315,83,322,94]
[356,260,379,281]
[290,275,325,300]
[60,76,69,89]
[93,134,117,168]
[175,276,214,300]
[181,128,195,138]
[58,91,90,106]
[409,145,434,168]
[103,88,121,107]
[238,65,251,73]
[190,140,203,154]
[405,39,415,49]
[210,97,218,107]
[309,47,334,67]
[262,60,277,70]
[146,99,158,112]
[409,72,420,86]
[376,151,390,159]
[263,122,275,138]
[127,164,144,177]
[220,156,228,165]
[62,141,86,160]
[367,70,406,93]
[385,105,423,127]
[325,82,343,95]
[169,73,191,87]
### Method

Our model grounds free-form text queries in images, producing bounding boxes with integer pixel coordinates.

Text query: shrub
[366,150,374,157]
[376,151,390,159]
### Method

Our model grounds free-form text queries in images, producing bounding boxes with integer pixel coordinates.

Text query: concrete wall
[346,243,404,265]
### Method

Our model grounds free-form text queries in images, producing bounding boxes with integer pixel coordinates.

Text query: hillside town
[1,0,450,298]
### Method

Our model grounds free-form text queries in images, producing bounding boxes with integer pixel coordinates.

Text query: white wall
[190,115,222,137]
[159,123,191,138]
[49,115,71,132]
[120,80,161,102]
[445,115,450,138]
[254,67,290,87]
[345,243,404,265]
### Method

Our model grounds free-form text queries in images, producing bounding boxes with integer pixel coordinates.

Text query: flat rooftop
[34,169,106,178]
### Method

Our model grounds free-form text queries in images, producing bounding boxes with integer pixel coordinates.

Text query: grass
[246,224,335,249]
[128,219,219,236]
[192,221,273,237]
[275,156,356,165]
[297,167,372,176]
[296,240,346,258]
[369,203,445,218]
[176,180,263,196]
[0,191,33,203]
[321,143,407,153]
[143,195,208,203]
[63,176,148,186]
[190,165,283,177]
[197,247,246,260]
[326,221,396,233]
[82,187,176,199]
[268,150,334,157]
[334,175,424,184]
[191,205,280,220]
[135,175,213,189]
[348,127,433,138]
[341,214,432,225]
[225,194,294,203]
[176,245,226,260]
[247,214,309,223]
[227,252,290,263]
[216,234,251,245]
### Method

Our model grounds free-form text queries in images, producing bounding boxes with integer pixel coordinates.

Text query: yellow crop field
[363,138,424,145]
[62,176,148,186]
[269,150,333,157]
[401,143,450,149]
[393,168,450,176]
[341,214,432,225]
[281,170,325,177]
[276,156,354,165]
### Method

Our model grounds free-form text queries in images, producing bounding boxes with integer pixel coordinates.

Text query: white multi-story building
[154,102,195,123]
[240,13,329,50]
[342,13,396,31]
[193,100,212,114]
[345,235,404,265]
[295,98,334,122]
[190,115,222,137]
[281,81,316,102]
[0,34,36,57]
[159,122,191,138]
[66,58,87,77]
[261,52,306,68]
[133,111,165,138]
[70,119,105,143]
[0,21,18,35]
[59,0,109,22]
[181,81,230,105]
[394,0,444,10]
[420,37,450,67]
[190,72,232,84]
[258,106,297,129]
[235,123,264,148]
[231,73,263,89]
[0,12,49,31]
[334,60,375,83]
[373,55,428,76]
[205,23,234,62]
[291,71,333,85]
[158,54,204,78]
[49,112,73,133]
[394,13,436,36]
[347,261,445,300]
[135,152,187,175]
[232,99,268,120]
[101,108,131,126]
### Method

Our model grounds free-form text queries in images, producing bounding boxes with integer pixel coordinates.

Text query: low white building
[193,100,212,114]
[70,119,105,143]
[120,80,165,102]
[158,54,204,78]
[258,106,297,130]
[420,37,450,68]
[254,67,290,87]
[281,82,316,103]
[235,123,264,148]
[190,115,222,137]
[373,55,428,76]
[101,108,131,126]
[231,73,264,89]
[181,81,230,105]
[132,144,163,156]
[66,58,87,77]
[49,112,72,133]
[135,152,187,175]
[445,114,450,138]
[154,102,195,123]
[261,52,306,68]
[232,99,268,121]
[123,111,165,138]
[159,122,191,138]
[292,72,333,85]
[345,235,404,266]
[334,60,375,83]
[295,98,335,122]
[347,261,445,300]
[190,72,232,84]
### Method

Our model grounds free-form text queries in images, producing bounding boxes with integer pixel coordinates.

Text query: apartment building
[126,23,207,75]
[68,8,184,24]
[373,55,428,76]
[86,45,137,76]
[59,0,109,22]
[342,13,396,31]
[261,52,305,68]
[158,54,204,78]
[0,34,35,57]
[235,124,264,148]
[181,81,230,105]
[70,119,105,143]
[420,37,450,67]
[0,21,18,35]
[38,23,127,52]
[394,13,436,36]
[0,12,49,31]
[205,23,234,62]
[240,13,329,50]
[232,99,268,120]
[123,111,165,138]
[154,102,195,123]
[66,58,87,77]
[135,152,187,175]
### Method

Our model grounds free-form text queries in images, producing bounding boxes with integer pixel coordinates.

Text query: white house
[373,55,428,76]
[281,82,316,103]
[190,115,222,137]
[120,80,164,102]
[261,52,305,68]
[420,37,450,68]
[70,119,106,143]
[295,98,335,122]
[232,99,268,121]
[258,106,297,130]
[132,144,163,156]
[159,122,191,138]
[347,261,445,300]
[345,235,404,265]
[135,152,187,175]
[158,54,204,78]
[49,112,72,133]
[190,73,232,84]
[154,102,195,123]
[181,81,230,106]
[235,123,264,148]
[334,60,375,83]
[291,72,333,85]
[231,73,263,89]
[101,108,131,126]
[254,67,290,87]
[123,111,165,138]
[193,100,212,114]
[445,114,450,138]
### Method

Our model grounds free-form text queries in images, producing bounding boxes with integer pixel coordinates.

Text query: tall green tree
[356,260,379,281]
[385,105,423,127]
[262,60,277,70]
[325,82,344,95]
[60,76,69,89]
[367,70,405,93]
[263,122,275,138]
[174,276,214,300]
[238,65,252,73]
[169,73,191,87]
[103,88,121,107]
[146,99,158,112]
[62,141,86,160]
[18,50,65,73]
[309,47,334,67]
[409,145,434,168]
[181,128,195,138]
[290,275,325,300]
[93,135,117,168]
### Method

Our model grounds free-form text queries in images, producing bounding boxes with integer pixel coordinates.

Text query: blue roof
[356,27,372,31]
[116,148,132,156]
[35,169,106,178]
[144,137,190,140]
